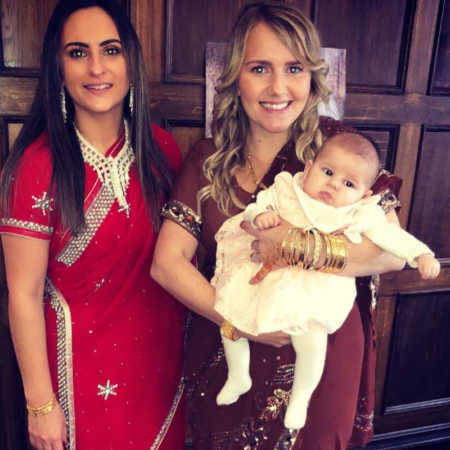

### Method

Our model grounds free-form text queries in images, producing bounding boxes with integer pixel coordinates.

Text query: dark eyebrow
[63,39,122,50]
[243,59,301,66]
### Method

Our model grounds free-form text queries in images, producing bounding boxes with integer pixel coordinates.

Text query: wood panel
[345,123,398,171]
[165,0,256,83]
[316,0,413,92]
[0,0,449,448]
[1,0,58,70]
[383,291,450,413]
[408,128,450,257]
[430,0,450,94]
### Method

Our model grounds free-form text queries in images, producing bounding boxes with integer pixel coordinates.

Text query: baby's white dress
[213,171,433,336]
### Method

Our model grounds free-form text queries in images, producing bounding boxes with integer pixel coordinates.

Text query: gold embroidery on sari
[161,200,202,239]
[259,388,291,422]
[272,364,295,385]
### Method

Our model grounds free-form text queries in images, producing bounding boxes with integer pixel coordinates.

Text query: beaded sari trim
[56,186,115,266]
[45,279,76,449]
[0,218,54,235]
[150,377,185,450]
[161,200,202,240]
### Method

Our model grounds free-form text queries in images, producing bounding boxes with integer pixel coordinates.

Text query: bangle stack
[27,395,56,417]
[279,227,348,273]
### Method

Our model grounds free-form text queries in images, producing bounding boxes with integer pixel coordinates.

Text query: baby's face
[303,142,373,207]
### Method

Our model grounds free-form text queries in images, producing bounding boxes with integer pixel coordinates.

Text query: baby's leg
[216,336,252,405]
[284,322,328,429]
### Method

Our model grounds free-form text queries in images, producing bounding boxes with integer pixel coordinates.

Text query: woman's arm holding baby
[242,209,406,278]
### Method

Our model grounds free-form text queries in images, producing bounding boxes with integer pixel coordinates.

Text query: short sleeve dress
[0,124,187,450]
[162,117,401,450]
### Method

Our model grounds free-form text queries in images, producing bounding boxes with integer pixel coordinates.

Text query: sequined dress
[0,124,186,449]
[162,117,402,450]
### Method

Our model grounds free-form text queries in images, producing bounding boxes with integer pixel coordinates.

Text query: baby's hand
[416,254,440,279]
[254,210,281,230]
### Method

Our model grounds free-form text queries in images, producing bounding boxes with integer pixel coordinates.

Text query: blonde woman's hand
[239,329,291,348]
[28,401,67,450]
[241,218,293,282]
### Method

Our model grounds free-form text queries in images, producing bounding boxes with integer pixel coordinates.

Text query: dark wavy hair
[0,0,173,234]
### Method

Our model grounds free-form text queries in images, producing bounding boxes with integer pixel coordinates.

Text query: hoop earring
[60,86,67,123]
[129,85,134,116]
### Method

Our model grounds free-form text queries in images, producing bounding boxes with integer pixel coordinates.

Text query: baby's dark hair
[316,132,381,184]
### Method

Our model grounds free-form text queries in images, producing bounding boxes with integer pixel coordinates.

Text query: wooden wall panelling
[345,92,450,125]
[345,123,398,171]
[406,0,441,94]
[376,290,450,433]
[165,0,267,84]
[408,127,450,257]
[131,0,164,82]
[0,77,37,117]
[393,123,422,228]
[430,0,450,95]
[375,294,398,416]
[1,0,58,71]
[383,291,450,414]
[315,0,413,93]
[162,118,204,156]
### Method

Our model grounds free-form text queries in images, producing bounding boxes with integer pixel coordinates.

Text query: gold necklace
[247,154,267,199]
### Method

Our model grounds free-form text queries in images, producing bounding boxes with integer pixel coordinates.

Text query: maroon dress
[162,118,401,450]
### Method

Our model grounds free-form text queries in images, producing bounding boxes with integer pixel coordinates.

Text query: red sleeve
[0,133,56,240]
[151,124,182,172]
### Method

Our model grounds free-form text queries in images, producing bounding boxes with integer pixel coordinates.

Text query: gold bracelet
[319,234,348,273]
[295,228,306,268]
[308,228,322,270]
[319,232,332,270]
[220,320,240,341]
[27,395,56,417]
[332,235,348,272]
[280,228,293,265]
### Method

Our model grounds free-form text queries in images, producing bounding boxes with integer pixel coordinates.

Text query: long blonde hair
[201,2,330,215]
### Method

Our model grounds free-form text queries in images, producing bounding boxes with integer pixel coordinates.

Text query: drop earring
[129,85,134,116]
[60,86,67,123]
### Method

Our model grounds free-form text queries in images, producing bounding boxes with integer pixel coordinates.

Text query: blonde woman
[152,2,404,449]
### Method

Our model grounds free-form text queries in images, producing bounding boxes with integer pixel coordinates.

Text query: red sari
[0,124,186,449]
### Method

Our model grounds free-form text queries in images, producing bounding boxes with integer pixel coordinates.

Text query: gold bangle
[295,228,306,268]
[308,228,322,270]
[280,228,293,264]
[220,320,240,341]
[27,395,56,417]
[303,229,312,269]
[319,234,348,273]
[319,232,332,271]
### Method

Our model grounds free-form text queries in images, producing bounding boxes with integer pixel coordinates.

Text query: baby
[212,132,440,430]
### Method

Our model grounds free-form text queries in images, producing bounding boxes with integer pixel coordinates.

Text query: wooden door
[1,0,449,448]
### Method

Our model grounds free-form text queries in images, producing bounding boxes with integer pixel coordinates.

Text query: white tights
[217,322,328,430]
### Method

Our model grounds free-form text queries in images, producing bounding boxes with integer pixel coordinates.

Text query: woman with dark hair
[0,1,185,449]
[152,2,404,449]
